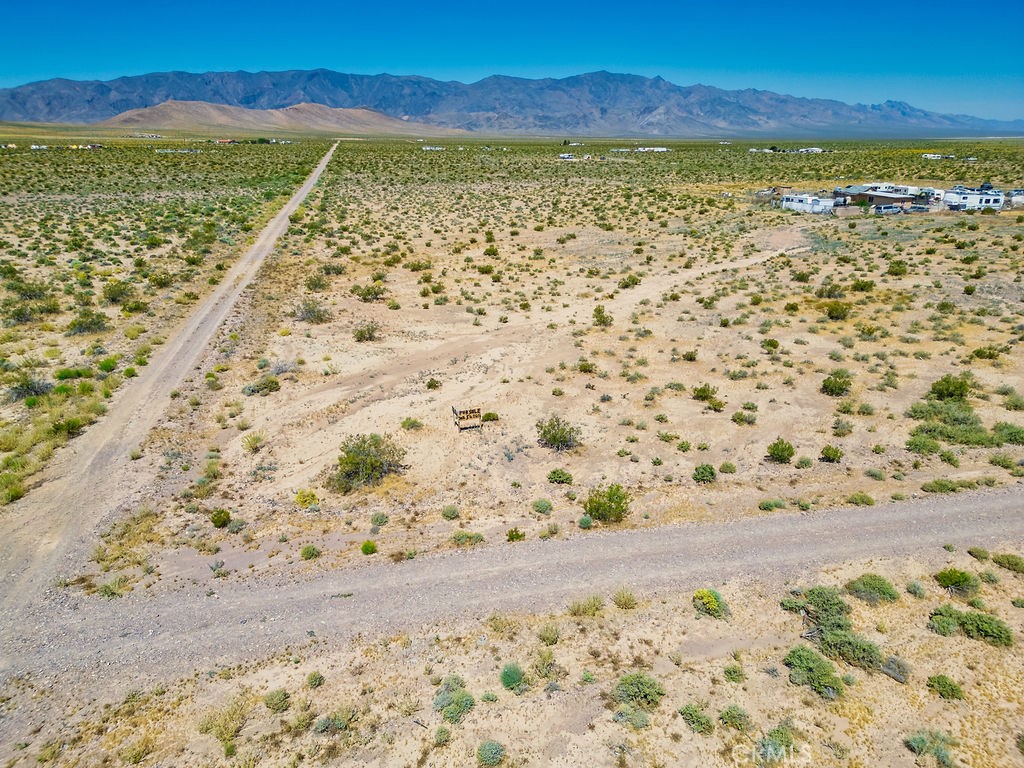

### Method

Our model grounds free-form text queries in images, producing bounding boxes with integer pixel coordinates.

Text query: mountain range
[96,100,463,136]
[2,69,1022,138]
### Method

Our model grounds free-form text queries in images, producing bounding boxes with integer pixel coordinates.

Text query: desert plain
[0,134,1022,767]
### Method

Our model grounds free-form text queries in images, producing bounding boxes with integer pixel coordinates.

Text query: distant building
[943,187,1004,211]
[779,194,835,214]
[834,185,914,207]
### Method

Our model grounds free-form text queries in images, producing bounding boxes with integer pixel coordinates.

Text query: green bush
[823,300,850,321]
[301,545,321,560]
[758,723,796,763]
[929,374,971,401]
[821,369,853,397]
[577,514,593,529]
[263,689,291,713]
[847,492,874,506]
[820,445,843,463]
[477,740,505,766]
[209,509,231,529]
[781,586,851,632]
[927,674,964,700]
[327,433,406,494]
[306,672,325,689]
[992,553,1024,574]
[433,676,475,724]
[66,308,109,335]
[692,463,716,484]
[719,461,737,474]
[904,730,958,767]
[532,498,552,514]
[500,663,526,693]
[678,703,714,734]
[692,588,729,619]
[784,645,844,699]
[547,468,573,484]
[360,540,377,555]
[538,622,560,646]
[818,630,882,670]
[928,604,1013,646]
[718,704,751,731]
[582,484,630,523]
[242,375,280,396]
[612,672,665,710]
[451,530,484,546]
[845,573,899,605]
[536,415,581,451]
[723,663,745,682]
[481,411,499,422]
[934,567,979,597]
[766,437,795,464]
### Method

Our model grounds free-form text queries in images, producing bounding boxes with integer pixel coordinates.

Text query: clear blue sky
[1,0,1021,120]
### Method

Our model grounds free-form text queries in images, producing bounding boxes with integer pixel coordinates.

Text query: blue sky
[1,0,1022,120]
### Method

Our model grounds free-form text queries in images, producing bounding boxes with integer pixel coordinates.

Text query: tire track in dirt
[0,142,338,610]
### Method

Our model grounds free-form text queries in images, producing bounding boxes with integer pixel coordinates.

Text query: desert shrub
[993,422,1024,444]
[823,301,850,320]
[433,676,474,724]
[989,452,1015,469]
[723,663,745,682]
[845,573,899,605]
[536,415,581,451]
[538,622,560,646]
[350,282,387,303]
[907,580,927,598]
[612,672,665,710]
[301,545,321,560]
[577,514,593,529]
[784,646,844,699]
[567,595,603,617]
[992,552,1024,574]
[327,433,405,493]
[313,707,356,734]
[781,586,851,632]
[719,461,737,474]
[934,567,979,597]
[295,489,318,508]
[881,655,912,683]
[360,540,377,555]
[820,445,843,463]
[532,498,552,514]
[904,730,958,767]
[547,468,573,484]
[451,530,484,546]
[692,463,716,484]
[481,411,499,422]
[198,696,249,752]
[263,689,291,713]
[242,375,280,396]
[928,604,1013,646]
[500,663,526,694]
[927,674,964,700]
[582,484,630,523]
[352,321,380,342]
[929,374,971,401]
[434,726,450,746]
[612,586,638,609]
[306,672,325,689]
[295,298,331,323]
[758,723,796,763]
[906,434,941,455]
[691,382,718,402]
[847,492,874,506]
[477,741,505,766]
[818,629,882,670]
[7,374,53,401]
[441,504,459,520]
[821,369,853,397]
[592,304,613,327]
[210,508,231,529]
[506,527,525,542]
[692,588,729,619]
[758,499,786,511]
[795,456,813,468]
[718,704,751,731]
[766,437,795,464]
[66,308,109,335]
[678,703,714,734]
[966,546,990,562]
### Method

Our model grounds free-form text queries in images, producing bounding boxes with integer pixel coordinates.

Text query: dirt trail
[0,142,338,609]
[1,485,1021,688]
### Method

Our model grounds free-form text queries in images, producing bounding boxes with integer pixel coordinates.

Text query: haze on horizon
[1,0,1022,121]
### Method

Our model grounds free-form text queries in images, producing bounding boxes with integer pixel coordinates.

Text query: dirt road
[2,485,1020,688]
[0,142,338,610]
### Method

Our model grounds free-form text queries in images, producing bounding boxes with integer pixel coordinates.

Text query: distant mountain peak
[1,69,1021,138]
